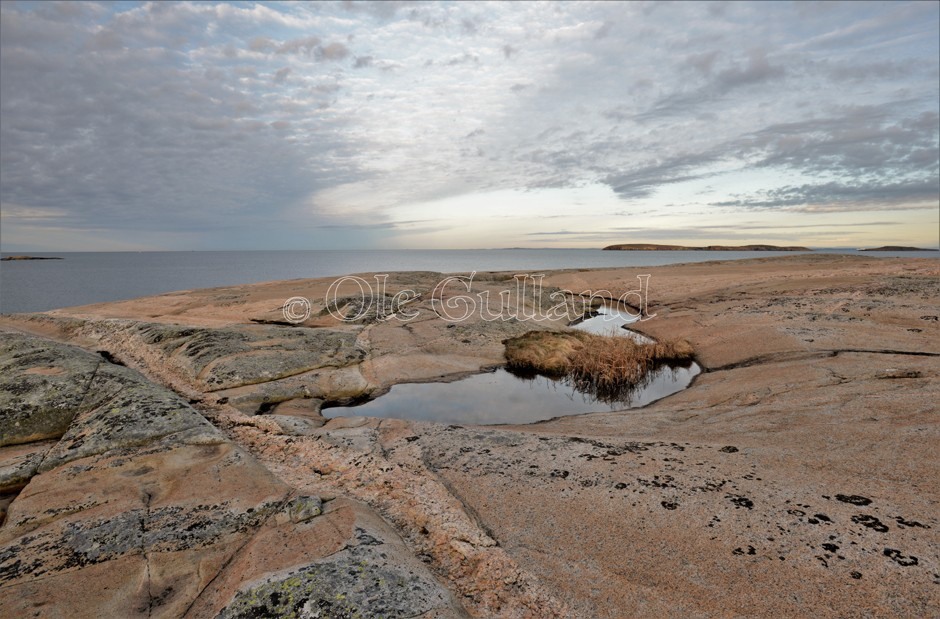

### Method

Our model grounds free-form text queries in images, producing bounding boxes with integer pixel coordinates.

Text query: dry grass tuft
[504,330,587,376]
[505,330,694,400]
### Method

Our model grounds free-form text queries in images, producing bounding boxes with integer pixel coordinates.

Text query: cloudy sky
[1,1,938,251]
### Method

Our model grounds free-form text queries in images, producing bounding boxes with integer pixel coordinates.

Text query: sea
[1,248,937,315]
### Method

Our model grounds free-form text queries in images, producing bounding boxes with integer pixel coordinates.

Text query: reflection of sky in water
[570,304,653,343]
[325,301,698,425]
[323,364,700,426]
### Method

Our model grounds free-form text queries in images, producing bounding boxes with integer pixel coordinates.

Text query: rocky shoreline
[1,254,938,617]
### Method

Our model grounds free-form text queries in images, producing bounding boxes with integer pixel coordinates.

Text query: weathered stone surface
[217,521,463,619]
[1,255,937,618]
[0,333,103,446]
[0,440,55,493]
[38,372,219,473]
[0,332,466,619]
[107,321,365,391]
[264,415,325,436]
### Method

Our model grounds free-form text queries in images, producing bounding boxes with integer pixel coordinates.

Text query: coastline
[1,254,938,617]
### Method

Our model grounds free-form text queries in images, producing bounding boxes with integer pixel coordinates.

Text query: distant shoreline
[0,255,63,261]
[859,246,938,252]
[602,243,811,251]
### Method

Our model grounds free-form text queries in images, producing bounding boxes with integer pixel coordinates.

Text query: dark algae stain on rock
[894,516,930,529]
[835,494,872,506]
[883,548,919,567]
[851,514,889,533]
[727,494,754,509]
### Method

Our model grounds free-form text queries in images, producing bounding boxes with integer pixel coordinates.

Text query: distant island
[0,255,63,261]
[602,243,811,251]
[859,246,937,252]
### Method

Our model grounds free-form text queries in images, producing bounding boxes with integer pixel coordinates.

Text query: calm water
[1,248,936,314]
[321,305,699,425]
[322,364,701,425]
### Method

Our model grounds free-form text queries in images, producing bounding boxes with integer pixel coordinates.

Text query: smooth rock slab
[131,322,365,390]
[0,332,465,619]
[0,333,103,446]
[38,369,219,473]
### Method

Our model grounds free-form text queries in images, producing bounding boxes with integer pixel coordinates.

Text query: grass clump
[504,330,694,401]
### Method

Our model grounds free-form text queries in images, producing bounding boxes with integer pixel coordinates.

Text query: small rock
[286,495,323,524]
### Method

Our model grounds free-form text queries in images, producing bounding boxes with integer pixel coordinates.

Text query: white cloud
[1,1,937,250]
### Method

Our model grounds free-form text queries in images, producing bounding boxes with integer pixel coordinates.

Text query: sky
[1,1,938,251]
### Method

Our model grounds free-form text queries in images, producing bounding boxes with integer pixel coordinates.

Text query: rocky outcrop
[1,254,937,617]
[0,334,105,446]
[0,331,466,618]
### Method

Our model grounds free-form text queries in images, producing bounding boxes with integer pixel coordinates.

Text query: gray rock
[131,322,365,390]
[286,495,322,524]
[38,364,219,472]
[218,527,460,619]
[0,332,106,447]
[0,441,55,493]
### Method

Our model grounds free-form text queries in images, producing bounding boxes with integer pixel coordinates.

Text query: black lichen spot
[836,494,872,506]
[550,469,569,479]
[883,548,918,567]
[404,436,420,443]
[814,513,832,523]
[852,514,888,533]
[614,482,627,490]
[894,516,930,529]
[732,545,756,556]
[661,501,678,510]
[822,543,839,553]
[727,494,754,509]
[719,446,739,453]
[850,571,862,580]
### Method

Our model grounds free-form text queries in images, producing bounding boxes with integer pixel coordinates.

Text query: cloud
[273,67,292,84]
[0,1,937,250]
[710,179,940,211]
[602,153,722,199]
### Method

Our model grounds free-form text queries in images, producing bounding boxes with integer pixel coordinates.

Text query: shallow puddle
[569,302,650,339]
[323,364,700,426]
[324,303,698,425]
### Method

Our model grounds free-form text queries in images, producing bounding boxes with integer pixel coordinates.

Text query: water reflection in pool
[570,302,651,340]
[324,301,697,425]
[323,362,700,426]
